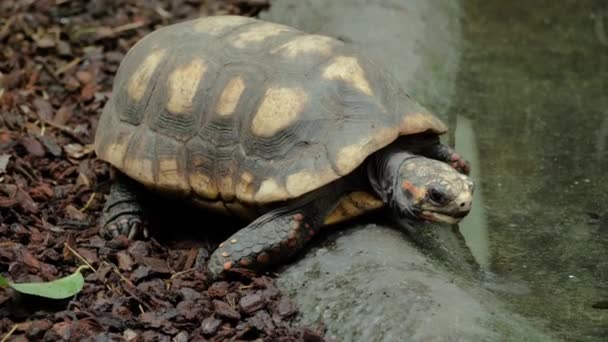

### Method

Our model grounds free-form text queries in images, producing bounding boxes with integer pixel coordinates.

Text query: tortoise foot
[207,211,318,280]
[448,153,471,175]
[102,214,146,240]
[423,143,471,175]
[100,171,146,240]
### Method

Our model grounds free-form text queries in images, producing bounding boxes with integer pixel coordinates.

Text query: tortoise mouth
[420,210,467,224]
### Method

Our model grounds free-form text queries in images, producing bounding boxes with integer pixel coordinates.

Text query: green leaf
[2,265,90,299]
[0,274,9,287]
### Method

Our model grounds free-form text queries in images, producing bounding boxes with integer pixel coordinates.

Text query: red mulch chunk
[0,0,328,340]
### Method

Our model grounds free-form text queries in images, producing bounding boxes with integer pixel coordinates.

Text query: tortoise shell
[94,15,447,222]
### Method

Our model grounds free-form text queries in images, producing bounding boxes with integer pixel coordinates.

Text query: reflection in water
[455,115,490,270]
[454,0,608,340]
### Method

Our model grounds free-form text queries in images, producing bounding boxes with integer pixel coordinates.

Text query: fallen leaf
[0,265,90,299]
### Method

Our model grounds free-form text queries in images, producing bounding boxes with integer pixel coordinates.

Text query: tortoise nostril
[459,201,472,210]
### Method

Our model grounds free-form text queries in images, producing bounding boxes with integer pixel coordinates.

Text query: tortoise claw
[449,153,471,175]
[102,215,143,240]
[451,159,471,175]
[127,223,138,240]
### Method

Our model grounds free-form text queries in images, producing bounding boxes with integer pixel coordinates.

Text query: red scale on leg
[270,244,282,256]
[239,257,252,267]
[257,252,270,264]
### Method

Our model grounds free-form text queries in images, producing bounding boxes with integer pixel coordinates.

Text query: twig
[64,242,97,272]
[36,58,61,83]
[112,21,146,34]
[55,57,82,75]
[169,267,196,280]
[1,324,19,342]
[79,192,96,212]
[37,118,87,145]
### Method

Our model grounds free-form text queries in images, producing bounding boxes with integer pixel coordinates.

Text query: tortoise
[94,15,475,279]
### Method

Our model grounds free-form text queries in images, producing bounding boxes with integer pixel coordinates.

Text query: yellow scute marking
[216,77,245,116]
[125,158,155,186]
[127,49,166,101]
[286,169,337,198]
[255,178,289,202]
[324,191,383,225]
[271,35,334,57]
[335,127,397,175]
[166,58,207,114]
[102,142,129,169]
[399,112,448,135]
[323,56,373,96]
[193,16,251,35]
[218,175,235,201]
[236,172,255,202]
[190,172,219,199]
[231,23,291,48]
[157,158,189,193]
[252,87,308,137]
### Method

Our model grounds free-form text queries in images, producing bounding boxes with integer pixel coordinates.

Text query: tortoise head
[391,157,474,224]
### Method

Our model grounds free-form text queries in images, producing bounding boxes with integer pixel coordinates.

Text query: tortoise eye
[428,188,449,206]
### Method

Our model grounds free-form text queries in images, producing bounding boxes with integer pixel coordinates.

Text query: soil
[0,1,327,340]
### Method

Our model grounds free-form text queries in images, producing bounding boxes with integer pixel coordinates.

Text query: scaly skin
[100,171,146,239]
[207,186,345,280]
[207,211,318,278]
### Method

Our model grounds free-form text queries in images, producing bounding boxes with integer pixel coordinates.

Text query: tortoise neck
[367,148,419,204]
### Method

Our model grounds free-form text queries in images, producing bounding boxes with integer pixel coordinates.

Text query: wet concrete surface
[276,225,550,341]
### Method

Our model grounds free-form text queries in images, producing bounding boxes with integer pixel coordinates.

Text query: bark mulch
[0,1,327,340]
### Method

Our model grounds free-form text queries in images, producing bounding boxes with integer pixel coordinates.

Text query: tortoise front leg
[207,189,343,280]
[100,171,147,239]
[401,135,470,175]
[423,143,471,175]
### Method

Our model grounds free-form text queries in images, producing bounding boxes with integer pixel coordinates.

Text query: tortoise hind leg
[207,188,344,280]
[100,171,146,239]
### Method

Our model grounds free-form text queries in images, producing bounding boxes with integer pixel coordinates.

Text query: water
[455,1,608,340]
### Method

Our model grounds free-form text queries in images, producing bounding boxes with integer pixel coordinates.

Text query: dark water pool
[455,1,608,340]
